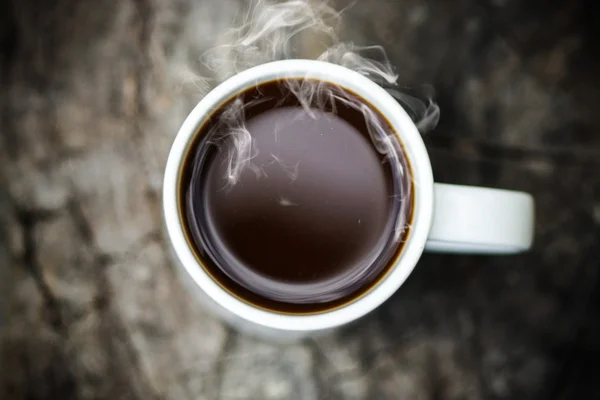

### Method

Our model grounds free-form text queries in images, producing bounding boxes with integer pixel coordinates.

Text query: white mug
[163,60,535,339]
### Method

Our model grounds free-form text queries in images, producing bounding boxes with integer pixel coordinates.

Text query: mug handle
[425,183,535,254]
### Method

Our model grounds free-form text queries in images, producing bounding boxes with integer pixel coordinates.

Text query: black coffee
[180,79,412,313]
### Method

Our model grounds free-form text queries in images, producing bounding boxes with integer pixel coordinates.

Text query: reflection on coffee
[179,79,413,313]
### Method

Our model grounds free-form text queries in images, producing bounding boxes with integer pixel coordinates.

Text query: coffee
[179,79,413,313]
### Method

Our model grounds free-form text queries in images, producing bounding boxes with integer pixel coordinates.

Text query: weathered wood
[1,0,599,399]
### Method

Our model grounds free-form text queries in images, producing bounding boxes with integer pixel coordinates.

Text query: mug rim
[163,59,434,331]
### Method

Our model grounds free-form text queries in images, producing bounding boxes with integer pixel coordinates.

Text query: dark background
[1,0,599,399]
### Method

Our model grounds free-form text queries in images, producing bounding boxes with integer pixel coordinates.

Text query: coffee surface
[182,80,408,311]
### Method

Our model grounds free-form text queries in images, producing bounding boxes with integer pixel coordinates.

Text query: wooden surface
[1,0,599,399]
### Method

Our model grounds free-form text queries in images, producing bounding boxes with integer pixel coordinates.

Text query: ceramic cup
[163,60,535,339]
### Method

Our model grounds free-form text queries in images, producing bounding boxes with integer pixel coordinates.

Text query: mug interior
[163,60,434,331]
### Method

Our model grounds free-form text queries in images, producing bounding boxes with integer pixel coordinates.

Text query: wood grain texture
[1,0,599,399]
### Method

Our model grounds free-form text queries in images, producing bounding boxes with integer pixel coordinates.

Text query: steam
[201,0,339,80]
[218,97,260,186]
[186,0,440,242]
[196,0,439,130]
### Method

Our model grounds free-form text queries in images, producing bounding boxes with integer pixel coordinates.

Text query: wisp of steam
[184,0,440,244]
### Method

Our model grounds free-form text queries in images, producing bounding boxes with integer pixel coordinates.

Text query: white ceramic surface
[163,60,535,335]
